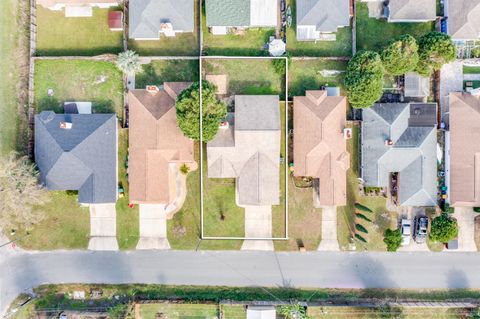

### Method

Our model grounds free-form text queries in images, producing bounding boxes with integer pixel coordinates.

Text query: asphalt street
[2,250,480,314]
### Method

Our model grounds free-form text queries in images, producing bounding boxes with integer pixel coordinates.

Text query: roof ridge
[71,114,115,154]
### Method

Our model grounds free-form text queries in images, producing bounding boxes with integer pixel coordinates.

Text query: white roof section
[247,307,276,319]
[250,0,278,26]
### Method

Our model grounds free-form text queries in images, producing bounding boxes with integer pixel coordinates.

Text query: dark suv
[414,216,428,244]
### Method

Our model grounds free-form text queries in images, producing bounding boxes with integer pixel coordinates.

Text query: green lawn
[272,102,287,239]
[139,303,219,319]
[337,125,398,251]
[356,2,435,51]
[288,59,347,98]
[203,58,285,96]
[35,6,123,56]
[222,305,246,319]
[34,59,124,119]
[286,0,352,57]
[135,60,199,89]
[464,65,480,74]
[127,1,199,56]
[307,306,470,319]
[202,5,273,56]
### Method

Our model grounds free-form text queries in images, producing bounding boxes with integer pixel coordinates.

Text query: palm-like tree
[116,50,142,75]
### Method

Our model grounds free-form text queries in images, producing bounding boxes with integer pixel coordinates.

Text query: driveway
[317,206,339,251]
[88,204,118,251]
[452,207,477,252]
[241,206,274,251]
[397,207,429,252]
[137,204,170,250]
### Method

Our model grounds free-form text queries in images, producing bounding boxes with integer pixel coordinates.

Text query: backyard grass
[135,60,199,89]
[272,102,287,239]
[288,59,347,98]
[286,0,352,57]
[356,2,435,51]
[138,303,219,319]
[203,58,285,96]
[34,59,124,118]
[221,305,246,319]
[127,1,199,56]
[337,125,398,251]
[202,5,273,56]
[463,65,480,74]
[35,6,123,56]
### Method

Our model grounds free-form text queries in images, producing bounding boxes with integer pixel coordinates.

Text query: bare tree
[0,153,50,231]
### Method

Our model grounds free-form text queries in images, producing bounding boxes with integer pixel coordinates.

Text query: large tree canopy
[381,34,419,76]
[430,213,458,243]
[345,50,384,109]
[415,31,456,76]
[176,81,227,142]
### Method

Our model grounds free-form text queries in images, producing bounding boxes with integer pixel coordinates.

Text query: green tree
[383,228,402,252]
[278,304,310,319]
[345,50,384,109]
[415,31,456,76]
[381,34,419,76]
[430,213,458,243]
[176,81,227,142]
[116,50,142,75]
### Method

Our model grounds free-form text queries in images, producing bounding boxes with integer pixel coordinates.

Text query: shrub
[179,164,190,175]
[430,213,458,243]
[355,202,373,213]
[442,203,454,214]
[383,228,402,252]
[355,233,367,243]
[381,34,419,76]
[272,55,291,75]
[355,224,368,234]
[415,31,456,76]
[278,304,310,319]
[472,47,480,58]
[176,81,227,142]
[345,50,384,109]
[356,213,372,222]
[473,207,480,213]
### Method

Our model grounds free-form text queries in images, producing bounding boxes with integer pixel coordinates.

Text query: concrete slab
[241,205,274,251]
[440,61,463,125]
[88,204,118,251]
[452,207,477,252]
[317,206,339,251]
[136,204,170,250]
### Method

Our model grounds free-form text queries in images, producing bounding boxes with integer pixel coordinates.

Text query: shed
[108,11,123,31]
[246,306,276,319]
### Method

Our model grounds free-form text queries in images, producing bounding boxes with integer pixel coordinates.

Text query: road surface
[2,250,480,314]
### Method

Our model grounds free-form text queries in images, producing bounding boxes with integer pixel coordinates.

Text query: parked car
[401,219,411,246]
[414,216,428,243]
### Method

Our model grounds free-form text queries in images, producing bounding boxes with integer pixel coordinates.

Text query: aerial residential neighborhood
[2,0,480,318]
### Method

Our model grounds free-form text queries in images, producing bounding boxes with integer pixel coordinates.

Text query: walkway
[241,206,274,251]
[452,207,477,252]
[88,204,118,251]
[317,206,339,251]
[136,204,170,250]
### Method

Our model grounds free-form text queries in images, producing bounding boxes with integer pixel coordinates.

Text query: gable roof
[447,0,480,40]
[205,0,277,27]
[129,0,194,39]
[388,0,436,21]
[207,95,280,206]
[293,90,350,206]
[128,82,194,204]
[34,111,117,204]
[296,0,350,32]
[361,103,437,206]
[449,92,480,206]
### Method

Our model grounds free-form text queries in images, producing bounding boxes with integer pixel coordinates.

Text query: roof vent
[385,139,393,147]
[219,121,230,129]
[146,85,159,95]
[39,111,56,124]
[343,128,352,139]
[59,121,72,129]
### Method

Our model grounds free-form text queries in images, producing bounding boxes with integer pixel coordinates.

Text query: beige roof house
[128,82,194,205]
[207,95,280,206]
[448,92,480,207]
[37,0,120,10]
[447,0,480,40]
[388,0,436,22]
[293,90,350,206]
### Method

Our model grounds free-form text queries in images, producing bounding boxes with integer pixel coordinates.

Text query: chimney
[146,85,159,95]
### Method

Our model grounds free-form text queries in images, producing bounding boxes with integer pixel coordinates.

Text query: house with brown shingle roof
[293,90,350,207]
[448,92,480,207]
[37,0,120,11]
[128,82,195,206]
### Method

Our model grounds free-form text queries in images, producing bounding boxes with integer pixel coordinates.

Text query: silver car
[401,219,412,246]
[414,216,428,244]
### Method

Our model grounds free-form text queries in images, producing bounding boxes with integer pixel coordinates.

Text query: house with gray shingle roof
[387,0,436,22]
[296,0,351,41]
[205,0,277,35]
[361,103,437,206]
[129,0,194,40]
[207,95,280,206]
[35,111,117,204]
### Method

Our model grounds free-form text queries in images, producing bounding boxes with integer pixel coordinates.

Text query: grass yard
[463,65,480,74]
[307,306,472,319]
[203,59,285,96]
[221,305,246,319]
[34,59,124,118]
[135,60,199,89]
[272,102,287,239]
[127,1,199,56]
[356,2,434,51]
[337,125,398,251]
[138,303,219,319]
[288,59,347,98]
[35,6,123,56]
[286,0,352,57]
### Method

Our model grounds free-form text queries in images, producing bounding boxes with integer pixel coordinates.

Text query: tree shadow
[37,96,62,113]
[447,268,470,289]
[289,75,319,98]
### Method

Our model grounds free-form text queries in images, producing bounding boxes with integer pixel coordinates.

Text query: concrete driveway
[317,206,339,251]
[136,204,170,250]
[88,204,118,251]
[241,206,274,251]
[452,207,477,252]
[397,207,429,252]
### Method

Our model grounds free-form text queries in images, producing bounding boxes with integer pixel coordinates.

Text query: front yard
[356,2,435,51]
[35,6,123,56]
[286,0,352,57]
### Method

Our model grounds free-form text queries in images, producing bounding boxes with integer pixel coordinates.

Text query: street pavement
[2,250,480,315]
